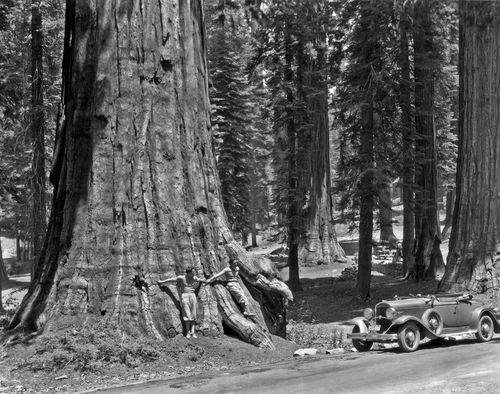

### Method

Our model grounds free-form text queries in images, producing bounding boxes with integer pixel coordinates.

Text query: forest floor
[0,222,484,394]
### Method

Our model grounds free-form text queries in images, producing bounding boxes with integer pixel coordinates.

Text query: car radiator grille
[375,305,392,332]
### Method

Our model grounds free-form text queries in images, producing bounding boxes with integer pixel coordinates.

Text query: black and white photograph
[0,0,499,392]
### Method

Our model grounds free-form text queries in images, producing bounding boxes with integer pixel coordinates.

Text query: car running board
[439,328,477,338]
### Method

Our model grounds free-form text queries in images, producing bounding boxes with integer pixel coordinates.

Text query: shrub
[287,321,349,349]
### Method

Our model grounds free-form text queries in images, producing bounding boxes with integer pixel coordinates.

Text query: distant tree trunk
[413,0,444,280]
[354,4,377,302]
[357,98,375,301]
[378,179,397,246]
[0,231,8,283]
[241,231,248,246]
[298,37,347,267]
[250,207,258,247]
[16,236,21,261]
[441,189,454,239]
[8,0,292,348]
[249,183,258,247]
[283,20,301,292]
[398,0,415,277]
[30,0,47,276]
[439,1,500,293]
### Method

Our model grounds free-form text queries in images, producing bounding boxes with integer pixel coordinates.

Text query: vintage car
[347,293,500,352]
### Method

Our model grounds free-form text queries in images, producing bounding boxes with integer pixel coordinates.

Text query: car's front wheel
[476,315,494,342]
[397,322,420,352]
[351,324,373,352]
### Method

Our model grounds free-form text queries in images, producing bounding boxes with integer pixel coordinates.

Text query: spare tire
[422,308,443,336]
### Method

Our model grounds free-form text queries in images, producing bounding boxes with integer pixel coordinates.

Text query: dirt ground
[0,231,480,393]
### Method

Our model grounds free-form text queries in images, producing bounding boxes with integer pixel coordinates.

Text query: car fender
[470,307,500,333]
[349,317,370,332]
[390,315,440,339]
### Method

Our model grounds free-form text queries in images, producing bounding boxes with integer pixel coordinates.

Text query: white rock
[293,348,318,357]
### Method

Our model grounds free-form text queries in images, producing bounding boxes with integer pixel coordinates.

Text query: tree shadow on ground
[3,257,33,276]
[287,275,440,324]
[2,278,29,291]
[379,336,500,354]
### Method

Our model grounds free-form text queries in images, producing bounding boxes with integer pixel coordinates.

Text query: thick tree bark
[283,19,301,292]
[354,3,378,302]
[30,0,47,272]
[378,179,397,246]
[413,0,444,280]
[440,1,500,293]
[357,98,375,302]
[398,0,415,277]
[298,42,347,267]
[7,0,291,349]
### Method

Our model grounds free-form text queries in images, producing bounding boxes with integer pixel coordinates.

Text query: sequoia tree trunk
[8,0,291,348]
[298,37,347,267]
[355,4,377,302]
[413,0,444,280]
[398,0,415,277]
[283,19,301,292]
[439,1,500,293]
[357,98,375,302]
[378,179,397,246]
[30,0,47,273]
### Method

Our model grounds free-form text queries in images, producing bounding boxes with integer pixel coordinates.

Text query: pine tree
[336,0,397,299]
[208,26,252,240]
[0,0,64,262]
[206,0,272,246]
[259,1,347,291]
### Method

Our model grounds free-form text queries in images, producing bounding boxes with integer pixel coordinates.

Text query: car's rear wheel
[397,322,420,352]
[351,324,373,352]
[475,315,494,342]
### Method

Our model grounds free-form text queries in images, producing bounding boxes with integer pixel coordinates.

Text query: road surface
[88,336,500,394]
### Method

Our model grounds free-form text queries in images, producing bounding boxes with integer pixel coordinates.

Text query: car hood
[376,298,429,310]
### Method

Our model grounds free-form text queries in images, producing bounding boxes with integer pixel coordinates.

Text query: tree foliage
[0,0,63,244]
[206,0,272,242]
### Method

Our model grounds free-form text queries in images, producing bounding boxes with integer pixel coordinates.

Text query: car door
[454,298,475,327]
[434,297,458,327]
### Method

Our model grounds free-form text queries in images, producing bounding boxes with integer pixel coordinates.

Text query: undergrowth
[286,301,350,349]
[15,324,205,373]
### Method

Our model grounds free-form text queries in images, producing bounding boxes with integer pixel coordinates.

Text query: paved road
[90,336,500,394]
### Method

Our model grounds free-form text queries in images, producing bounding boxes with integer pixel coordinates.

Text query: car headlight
[363,308,374,320]
[385,307,397,319]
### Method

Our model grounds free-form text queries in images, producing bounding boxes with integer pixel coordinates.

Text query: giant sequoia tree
[396,0,415,277]
[8,0,291,349]
[413,0,444,280]
[296,1,346,269]
[262,1,346,292]
[31,0,47,267]
[440,1,500,293]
